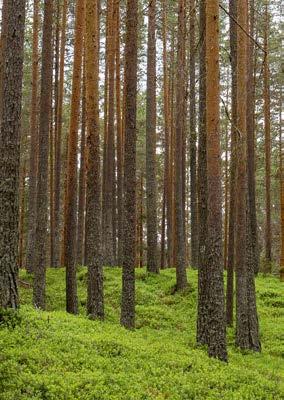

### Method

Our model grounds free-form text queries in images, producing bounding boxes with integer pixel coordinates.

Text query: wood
[64,0,85,314]
[120,0,138,329]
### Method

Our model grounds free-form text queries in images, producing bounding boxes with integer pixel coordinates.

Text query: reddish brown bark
[85,0,104,318]
[146,0,158,274]
[205,0,227,361]
[33,0,54,309]
[26,0,39,273]
[54,0,68,267]
[120,0,138,329]
[175,0,188,290]
[0,0,26,310]
[63,0,85,314]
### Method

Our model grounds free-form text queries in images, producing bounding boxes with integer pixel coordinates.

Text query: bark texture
[120,0,138,329]
[246,0,259,275]
[85,0,104,319]
[33,0,53,309]
[0,0,25,309]
[189,0,198,268]
[64,0,85,314]
[146,0,158,274]
[26,0,39,273]
[175,0,188,290]
[205,0,227,362]
[226,0,237,326]
[196,0,209,345]
[264,4,272,267]
[235,0,261,352]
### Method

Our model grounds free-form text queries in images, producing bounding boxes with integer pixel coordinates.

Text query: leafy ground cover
[0,268,283,399]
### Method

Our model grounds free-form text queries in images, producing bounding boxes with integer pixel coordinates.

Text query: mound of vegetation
[0,268,283,400]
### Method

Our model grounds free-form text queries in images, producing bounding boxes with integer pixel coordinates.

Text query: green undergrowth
[0,268,283,399]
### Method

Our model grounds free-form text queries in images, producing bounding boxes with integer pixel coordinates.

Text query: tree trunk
[19,161,26,270]
[0,0,25,309]
[175,0,188,290]
[50,0,61,269]
[104,0,116,267]
[120,0,138,329]
[205,0,227,362]
[85,0,104,318]
[26,0,39,273]
[246,0,259,275]
[33,0,54,309]
[116,0,123,267]
[162,0,171,269]
[226,0,237,327]
[196,0,209,345]
[189,0,198,268]
[54,0,68,267]
[280,86,284,281]
[64,0,85,314]
[146,0,158,274]
[264,3,272,269]
[235,0,261,352]
[76,64,87,265]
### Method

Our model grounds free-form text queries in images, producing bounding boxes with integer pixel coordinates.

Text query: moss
[0,268,283,399]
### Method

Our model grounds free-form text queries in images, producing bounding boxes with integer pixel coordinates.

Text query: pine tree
[120,0,138,329]
[26,0,39,273]
[33,0,54,309]
[235,0,261,352]
[146,0,158,274]
[264,2,272,268]
[226,0,237,326]
[175,0,188,290]
[205,0,227,361]
[0,0,26,309]
[196,0,209,344]
[63,0,85,314]
[54,0,68,267]
[85,0,104,318]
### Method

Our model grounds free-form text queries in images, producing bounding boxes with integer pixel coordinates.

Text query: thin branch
[221,97,242,138]
[219,3,266,54]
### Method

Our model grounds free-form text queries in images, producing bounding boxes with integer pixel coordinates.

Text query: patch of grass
[0,268,283,399]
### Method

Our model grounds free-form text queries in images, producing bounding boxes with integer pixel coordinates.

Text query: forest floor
[0,268,283,400]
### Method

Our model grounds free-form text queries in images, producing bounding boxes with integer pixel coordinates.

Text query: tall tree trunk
[175,0,188,290]
[235,0,261,352]
[169,32,176,267]
[85,0,104,318]
[160,184,166,269]
[26,0,39,272]
[226,0,237,326]
[223,76,229,270]
[19,161,26,270]
[162,0,171,269]
[104,0,116,266]
[189,0,198,267]
[50,0,61,268]
[264,3,272,268]
[26,0,39,273]
[280,86,284,282]
[76,64,87,265]
[0,0,25,310]
[54,0,68,267]
[116,0,123,267]
[196,0,209,345]
[205,0,227,362]
[0,0,8,123]
[64,0,85,314]
[120,0,138,329]
[246,0,259,275]
[33,0,54,309]
[146,0,158,274]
